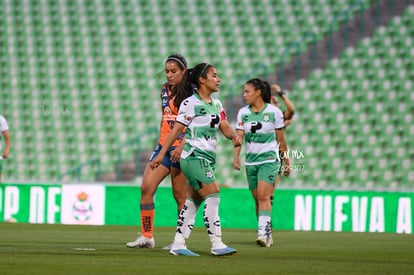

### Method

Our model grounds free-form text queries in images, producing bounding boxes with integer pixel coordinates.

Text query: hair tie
[199,63,209,77]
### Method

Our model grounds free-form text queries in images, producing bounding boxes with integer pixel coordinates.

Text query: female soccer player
[270,84,295,127]
[233,78,290,247]
[0,114,11,183]
[126,54,193,249]
[150,63,241,256]
[269,83,295,195]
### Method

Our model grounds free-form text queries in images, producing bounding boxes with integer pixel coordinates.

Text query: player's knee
[257,194,271,203]
[173,195,186,208]
[140,183,157,199]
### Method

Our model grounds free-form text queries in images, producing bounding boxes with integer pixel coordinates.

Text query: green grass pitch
[0,223,413,274]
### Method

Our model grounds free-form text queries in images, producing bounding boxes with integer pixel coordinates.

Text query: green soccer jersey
[0,115,9,151]
[236,103,284,165]
[176,93,227,164]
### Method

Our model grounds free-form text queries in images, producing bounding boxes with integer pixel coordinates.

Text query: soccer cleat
[256,235,273,248]
[162,242,173,250]
[211,246,237,256]
[126,234,155,248]
[267,235,274,247]
[256,235,267,247]
[169,248,200,256]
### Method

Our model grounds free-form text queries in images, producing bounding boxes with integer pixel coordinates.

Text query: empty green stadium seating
[3,0,411,192]
[284,5,413,190]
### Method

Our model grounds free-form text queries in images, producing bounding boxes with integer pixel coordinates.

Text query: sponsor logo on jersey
[164,106,172,114]
[205,169,213,178]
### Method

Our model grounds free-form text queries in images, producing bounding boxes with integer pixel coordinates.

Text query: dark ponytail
[189,63,212,88]
[245,78,270,103]
[262,80,271,103]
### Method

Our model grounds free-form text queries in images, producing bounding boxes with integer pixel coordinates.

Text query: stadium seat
[4,0,407,188]
[281,4,413,190]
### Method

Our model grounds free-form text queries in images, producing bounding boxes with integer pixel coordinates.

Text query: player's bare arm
[150,122,186,170]
[275,128,290,177]
[233,129,244,170]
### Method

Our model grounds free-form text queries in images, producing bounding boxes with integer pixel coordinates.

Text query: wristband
[277,90,286,96]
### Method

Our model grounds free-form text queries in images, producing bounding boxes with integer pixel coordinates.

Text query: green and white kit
[176,93,227,190]
[236,103,285,188]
